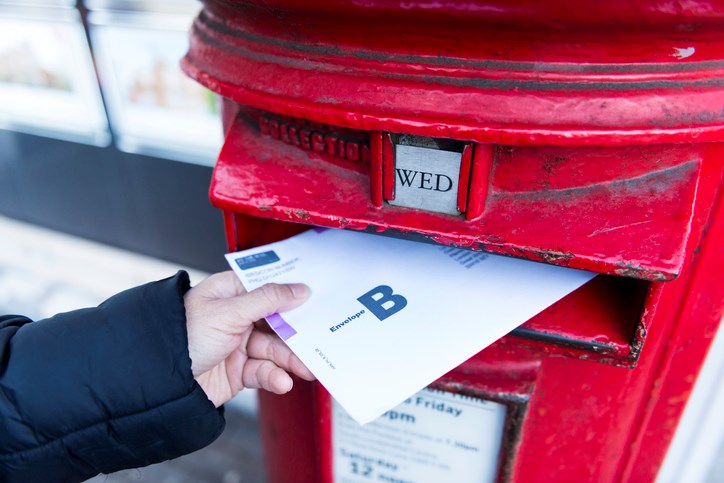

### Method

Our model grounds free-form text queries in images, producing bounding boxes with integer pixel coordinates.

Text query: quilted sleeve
[0,271,225,482]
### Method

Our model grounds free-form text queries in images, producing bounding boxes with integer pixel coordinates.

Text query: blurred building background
[0,0,227,272]
[0,1,721,482]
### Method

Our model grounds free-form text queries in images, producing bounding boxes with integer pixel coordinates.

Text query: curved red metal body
[183,1,724,481]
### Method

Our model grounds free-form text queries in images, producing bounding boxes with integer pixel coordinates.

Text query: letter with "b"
[357,285,408,321]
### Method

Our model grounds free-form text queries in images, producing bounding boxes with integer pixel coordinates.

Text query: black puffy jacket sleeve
[0,271,225,482]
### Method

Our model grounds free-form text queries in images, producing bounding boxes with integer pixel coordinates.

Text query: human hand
[184,271,315,407]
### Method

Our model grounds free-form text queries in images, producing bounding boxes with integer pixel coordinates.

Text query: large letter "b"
[357,285,408,321]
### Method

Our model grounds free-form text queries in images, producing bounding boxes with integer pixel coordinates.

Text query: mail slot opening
[509,274,652,366]
[223,209,655,366]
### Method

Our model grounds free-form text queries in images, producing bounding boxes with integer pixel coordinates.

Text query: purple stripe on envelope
[267,313,297,340]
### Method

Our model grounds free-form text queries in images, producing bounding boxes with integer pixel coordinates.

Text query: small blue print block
[235,251,280,270]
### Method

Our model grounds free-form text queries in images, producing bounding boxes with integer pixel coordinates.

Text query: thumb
[231,283,310,323]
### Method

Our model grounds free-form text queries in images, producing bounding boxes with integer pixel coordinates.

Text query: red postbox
[182,1,724,481]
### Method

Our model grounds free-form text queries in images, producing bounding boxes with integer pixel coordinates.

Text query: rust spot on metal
[613,265,673,282]
[539,250,575,264]
[537,155,569,190]
[293,210,310,220]
[628,323,648,361]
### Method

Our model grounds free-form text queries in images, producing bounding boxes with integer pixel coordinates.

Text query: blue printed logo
[235,250,280,270]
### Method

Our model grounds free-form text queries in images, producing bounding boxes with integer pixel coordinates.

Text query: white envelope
[226,228,595,424]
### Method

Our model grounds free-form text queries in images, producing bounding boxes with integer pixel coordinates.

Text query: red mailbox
[183,1,724,481]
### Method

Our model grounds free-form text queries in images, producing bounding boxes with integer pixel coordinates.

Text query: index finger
[247,330,315,382]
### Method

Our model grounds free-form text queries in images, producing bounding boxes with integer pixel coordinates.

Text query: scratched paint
[672,47,696,59]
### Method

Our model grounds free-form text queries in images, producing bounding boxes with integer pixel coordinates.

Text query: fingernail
[289,283,310,299]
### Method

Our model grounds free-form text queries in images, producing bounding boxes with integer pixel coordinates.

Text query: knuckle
[259,283,290,305]
[266,337,279,361]
[259,283,279,301]
[257,361,272,385]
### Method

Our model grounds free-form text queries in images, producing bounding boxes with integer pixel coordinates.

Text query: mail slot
[183,1,724,481]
